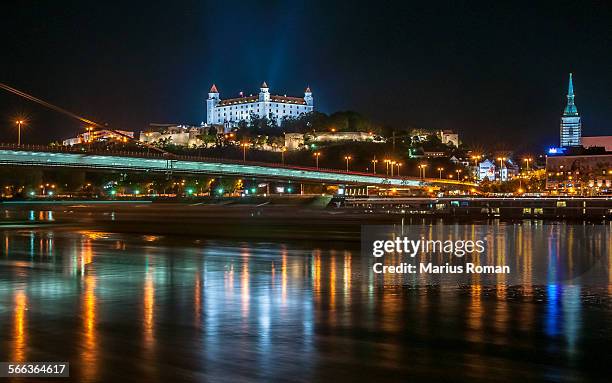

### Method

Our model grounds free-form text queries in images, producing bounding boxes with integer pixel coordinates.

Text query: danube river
[0,204,611,382]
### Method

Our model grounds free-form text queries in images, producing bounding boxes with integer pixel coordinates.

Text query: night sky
[1,1,611,151]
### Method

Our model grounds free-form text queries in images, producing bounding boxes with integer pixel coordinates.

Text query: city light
[548,147,566,155]
[418,164,428,178]
[344,155,352,172]
[15,119,27,146]
[471,155,481,166]
[241,142,250,162]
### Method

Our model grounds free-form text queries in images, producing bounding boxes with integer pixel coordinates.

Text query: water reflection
[12,290,27,363]
[143,262,155,349]
[81,275,97,381]
[0,224,609,382]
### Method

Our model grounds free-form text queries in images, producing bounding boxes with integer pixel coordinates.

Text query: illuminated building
[139,123,222,147]
[478,159,497,181]
[437,130,459,147]
[62,130,134,146]
[560,73,581,147]
[206,82,314,130]
[478,158,518,182]
[546,153,612,194]
[582,136,612,152]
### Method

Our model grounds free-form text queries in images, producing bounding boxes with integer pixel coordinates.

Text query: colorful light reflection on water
[0,226,610,382]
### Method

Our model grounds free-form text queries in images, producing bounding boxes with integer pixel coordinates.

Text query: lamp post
[396,162,402,176]
[344,155,352,172]
[371,157,378,174]
[523,157,532,172]
[15,120,25,146]
[471,155,481,180]
[390,161,397,177]
[420,164,427,178]
[437,167,444,179]
[281,147,287,165]
[241,143,249,162]
[471,155,481,167]
[455,169,462,180]
[314,151,321,169]
[384,159,391,176]
[496,157,506,181]
[86,126,94,149]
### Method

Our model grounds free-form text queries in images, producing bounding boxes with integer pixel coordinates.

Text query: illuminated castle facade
[206,82,313,130]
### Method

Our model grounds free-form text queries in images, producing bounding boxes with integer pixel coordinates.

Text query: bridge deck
[0,145,475,187]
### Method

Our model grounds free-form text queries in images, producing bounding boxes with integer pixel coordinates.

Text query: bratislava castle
[206,82,314,129]
[560,73,582,147]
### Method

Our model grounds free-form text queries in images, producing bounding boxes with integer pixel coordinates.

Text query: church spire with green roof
[563,73,578,117]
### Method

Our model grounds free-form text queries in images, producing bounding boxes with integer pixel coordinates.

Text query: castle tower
[304,86,313,107]
[206,84,220,125]
[259,81,270,119]
[560,73,581,147]
[259,81,270,102]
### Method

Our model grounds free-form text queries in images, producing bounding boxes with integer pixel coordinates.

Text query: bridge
[0,145,475,188]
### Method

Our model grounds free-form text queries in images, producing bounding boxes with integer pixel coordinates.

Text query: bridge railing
[0,143,473,185]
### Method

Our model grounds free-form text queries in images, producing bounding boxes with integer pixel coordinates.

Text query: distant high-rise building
[560,73,581,147]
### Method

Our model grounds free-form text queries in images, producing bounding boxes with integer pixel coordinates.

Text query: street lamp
[418,164,427,178]
[437,167,444,179]
[241,143,250,162]
[523,157,532,172]
[384,159,391,176]
[390,161,396,176]
[396,162,402,176]
[496,157,506,181]
[371,157,378,174]
[344,155,352,172]
[15,120,26,146]
[471,155,481,167]
[281,146,287,165]
[455,169,462,180]
[314,151,321,169]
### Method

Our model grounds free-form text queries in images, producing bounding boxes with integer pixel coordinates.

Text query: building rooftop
[218,96,258,106]
[217,94,307,106]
